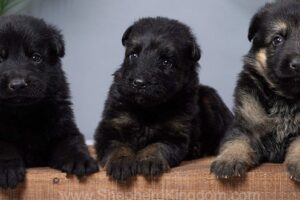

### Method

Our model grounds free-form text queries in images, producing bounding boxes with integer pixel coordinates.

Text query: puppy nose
[290,57,300,72]
[8,78,28,91]
[132,78,146,89]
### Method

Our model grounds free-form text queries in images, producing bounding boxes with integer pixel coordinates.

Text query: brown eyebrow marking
[273,20,287,31]
[266,20,288,41]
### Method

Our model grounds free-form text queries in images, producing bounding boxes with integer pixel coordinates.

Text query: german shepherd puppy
[211,0,300,182]
[95,17,232,181]
[0,16,99,188]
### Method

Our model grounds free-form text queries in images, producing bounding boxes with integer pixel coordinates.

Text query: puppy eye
[128,53,138,60]
[162,60,173,68]
[272,35,284,47]
[31,53,43,63]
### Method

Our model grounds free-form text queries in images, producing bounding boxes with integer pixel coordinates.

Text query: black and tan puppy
[211,0,300,182]
[0,15,98,188]
[95,17,233,181]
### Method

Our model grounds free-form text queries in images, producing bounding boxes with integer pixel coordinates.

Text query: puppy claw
[106,156,137,181]
[210,158,248,179]
[52,154,99,177]
[0,160,25,189]
[137,156,169,177]
[287,162,300,182]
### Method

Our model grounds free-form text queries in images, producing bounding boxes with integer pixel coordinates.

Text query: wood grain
[0,149,299,200]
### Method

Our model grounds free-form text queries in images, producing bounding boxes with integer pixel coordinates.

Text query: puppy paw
[210,158,248,179]
[106,156,137,181]
[0,159,25,189]
[137,156,169,177]
[53,154,99,177]
[287,162,300,182]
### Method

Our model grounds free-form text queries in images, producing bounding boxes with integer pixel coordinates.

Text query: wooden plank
[0,150,300,200]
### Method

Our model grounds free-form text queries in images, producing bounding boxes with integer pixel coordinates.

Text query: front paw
[53,154,99,177]
[210,158,248,179]
[0,159,25,189]
[287,161,300,182]
[106,156,137,181]
[137,155,169,177]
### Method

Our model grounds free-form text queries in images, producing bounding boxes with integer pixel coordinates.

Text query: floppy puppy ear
[248,3,272,41]
[48,26,65,58]
[122,25,133,46]
[191,43,201,62]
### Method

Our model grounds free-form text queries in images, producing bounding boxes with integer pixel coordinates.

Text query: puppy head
[248,0,300,98]
[0,15,65,106]
[115,17,201,106]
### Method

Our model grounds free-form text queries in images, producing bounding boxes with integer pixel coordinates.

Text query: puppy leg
[0,141,25,189]
[210,135,258,178]
[137,141,188,177]
[95,117,139,181]
[104,142,137,181]
[49,105,98,176]
[286,137,300,182]
[50,133,99,177]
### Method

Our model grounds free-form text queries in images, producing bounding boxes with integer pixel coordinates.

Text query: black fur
[0,15,98,188]
[211,0,300,182]
[95,17,232,181]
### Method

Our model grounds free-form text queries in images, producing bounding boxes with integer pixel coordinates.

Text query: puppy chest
[256,103,299,162]
[127,122,188,149]
[268,102,300,141]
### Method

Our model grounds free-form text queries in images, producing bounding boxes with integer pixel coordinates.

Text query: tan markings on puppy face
[255,48,277,88]
[285,137,300,164]
[110,113,134,130]
[272,20,287,33]
[236,91,273,133]
[217,137,256,166]
[244,48,277,88]
[265,20,288,43]
[256,48,267,68]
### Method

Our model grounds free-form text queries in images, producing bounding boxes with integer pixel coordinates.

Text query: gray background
[18,0,271,141]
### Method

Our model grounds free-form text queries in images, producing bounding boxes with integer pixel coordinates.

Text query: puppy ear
[122,25,133,46]
[191,43,201,62]
[248,3,272,41]
[48,26,65,58]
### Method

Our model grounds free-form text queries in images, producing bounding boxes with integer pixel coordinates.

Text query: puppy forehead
[130,33,178,52]
[264,4,300,36]
[269,20,288,33]
[0,25,48,50]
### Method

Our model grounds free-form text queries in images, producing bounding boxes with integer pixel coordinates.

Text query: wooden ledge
[1,153,300,199]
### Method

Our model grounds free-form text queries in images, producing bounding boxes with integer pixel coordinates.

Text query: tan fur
[217,137,256,166]
[137,144,161,160]
[285,137,300,164]
[264,21,288,42]
[166,118,188,132]
[104,145,135,167]
[137,143,170,170]
[272,21,287,32]
[237,91,273,133]
[110,113,134,129]
[254,48,277,88]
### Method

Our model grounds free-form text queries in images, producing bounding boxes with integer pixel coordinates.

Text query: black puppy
[211,0,300,182]
[0,15,98,188]
[95,17,233,181]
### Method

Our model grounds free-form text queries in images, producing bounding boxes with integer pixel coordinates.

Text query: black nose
[290,57,300,72]
[8,78,28,91]
[132,78,146,89]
